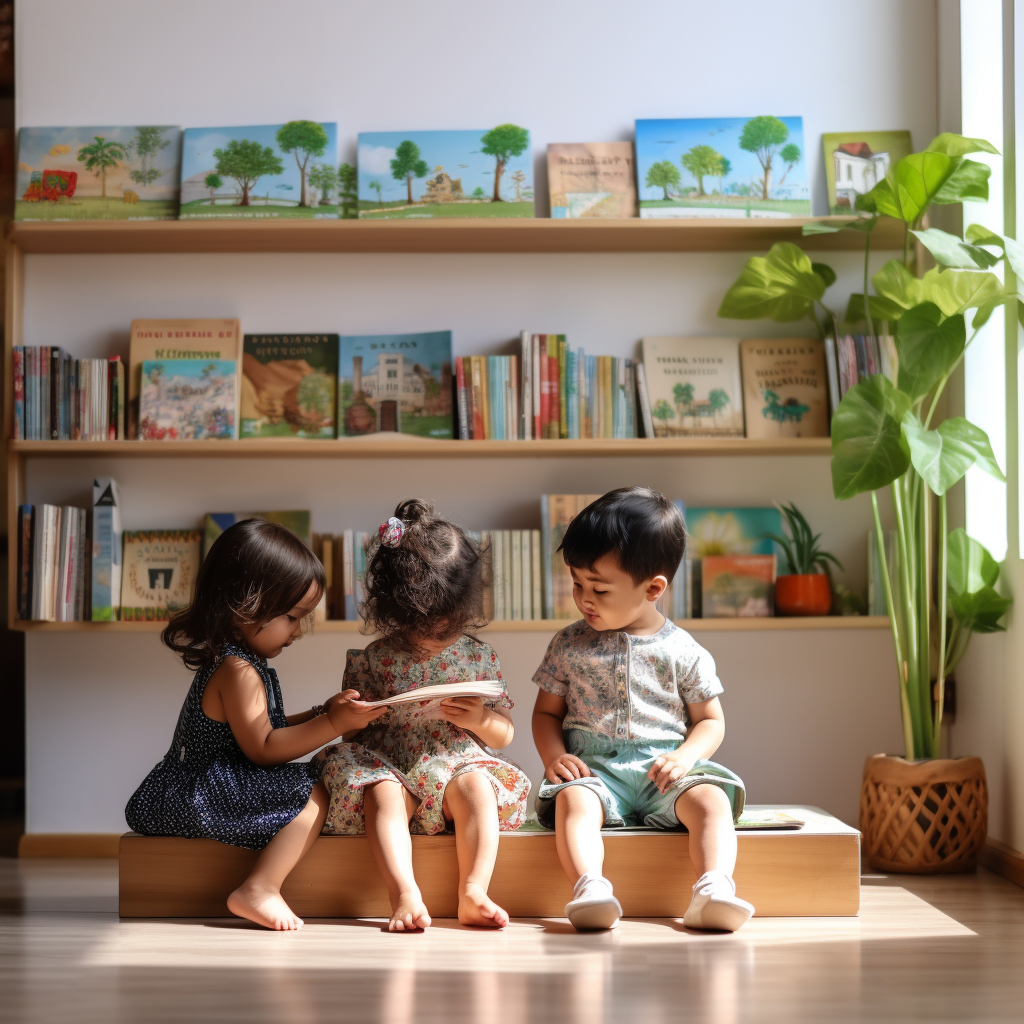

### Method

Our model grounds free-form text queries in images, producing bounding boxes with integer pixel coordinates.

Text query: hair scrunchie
[379,516,406,548]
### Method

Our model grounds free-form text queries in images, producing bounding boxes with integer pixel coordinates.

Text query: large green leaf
[868,259,1003,323]
[911,227,1000,270]
[932,158,991,204]
[963,224,1024,280]
[950,587,1012,633]
[812,262,837,287]
[845,292,908,324]
[903,414,996,495]
[925,133,1000,158]
[946,528,1000,593]
[830,375,911,500]
[717,242,826,321]
[857,179,899,218]
[893,152,955,222]
[895,303,966,401]
[939,418,1004,481]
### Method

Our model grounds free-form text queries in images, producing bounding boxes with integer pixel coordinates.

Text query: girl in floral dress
[319,499,530,932]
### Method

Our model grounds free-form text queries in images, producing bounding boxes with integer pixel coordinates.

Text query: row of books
[13,347,126,442]
[824,332,899,411]
[16,504,90,621]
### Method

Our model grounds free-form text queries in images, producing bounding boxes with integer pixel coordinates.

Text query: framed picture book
[547,142,637,219]
[138,359,237,441]
[121,530,202,621]
[822,131,912,214]
[739,338,829,438]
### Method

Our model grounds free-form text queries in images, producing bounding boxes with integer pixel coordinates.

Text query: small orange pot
[775,573,832,616]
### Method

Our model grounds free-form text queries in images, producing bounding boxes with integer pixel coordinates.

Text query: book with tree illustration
[635,117,809,219]
[178,122,339,219]
[547,142,637,218]
[202,511,312,559]
[357,128,533,218]
[739,338,829,438]
[138,359,237,441]
[641,337,744,438]
[240,334,338,438]
[121,530,202,621]
[338,332,454,438]
[16,125,182,221]
[701,554,776,618]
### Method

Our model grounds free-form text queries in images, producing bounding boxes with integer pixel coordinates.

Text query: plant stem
[916,477,933,757]
[933,493,948,752]
[864,221,876,343]
[903,222,911,268]
[924,324,984,430]
[892,481,923,755]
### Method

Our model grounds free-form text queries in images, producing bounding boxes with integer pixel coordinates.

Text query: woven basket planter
[859,754,988,874]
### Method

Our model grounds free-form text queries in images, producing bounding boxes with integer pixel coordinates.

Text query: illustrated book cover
[121,529,202,620]
[16,125,181,222]
[179,122,339,219]
[338,332,454,438]
[822,131,913,214]
[547,142,637,219]
[701,554,776,618]
[240,334,338,439]
[635,117,809,219]
[203,511,312,559]
[91,478,122,622]
[739,338,829,438]
[357,128,532,218]
[641,337,744,438]
[138,359,237,441]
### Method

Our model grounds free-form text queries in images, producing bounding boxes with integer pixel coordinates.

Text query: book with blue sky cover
[636,116,810,219]
[138,359,236,441]
[357,128,532,218]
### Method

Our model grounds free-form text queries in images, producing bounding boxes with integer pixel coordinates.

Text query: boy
[531,487,752,931]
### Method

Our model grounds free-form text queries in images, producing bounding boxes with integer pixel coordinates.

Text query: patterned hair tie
[379,516,406,548]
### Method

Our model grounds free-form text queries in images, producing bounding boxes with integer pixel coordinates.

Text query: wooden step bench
[119,805,859,919]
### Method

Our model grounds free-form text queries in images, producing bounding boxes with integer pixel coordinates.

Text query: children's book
[822,131,913,214]
[138,359,237,441]
[240,334,338,439]
[641,337,744,438]
[357,128,533,218]
[547,142,637,219]
[16,126,182,222]
[541,494,601,620]
[358,680,504,709]
[338,332,454,438]
[701,554,776,618]
[203,511,312,559]
[91,478,122,621]
[740,338,829,439]
[636,116,810,219]
[121,530,202,620]
[128,319,241,439]
[179,122,339,219]
[735,810,805,830]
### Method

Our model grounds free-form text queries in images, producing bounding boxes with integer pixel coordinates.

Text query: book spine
[480,531,494,621]
[469,356,483,440]
[550,340,561,439]
[824,333,841,414]
[12,346,24,440]
[455,357,469,441]
[107,357,117,441]
[521,529,532,620]
[531,334,542,440]
[836,336,849,397]
[511,531,523,621]
[531,529,542,622]
[520,331,531,440]
[540,496,552,619]
[625,362,637,438]
[24,348,33,441]
[604,357,614,438]
[62,352,71,440]
[501,531,513,622]
[31,505,43,619]
[485,356,496,440]
[509,354,518,441]
[343,531,355,619]
[673,500,687,619]
[17,506,31,621]
[48,347,59,440]
[46,505,61,621]
[538,335,549,438]
[98,358,108,442]
[636,362,654,439]
[492,530,504,620]
[558,336,568,440]
[116,358,126,440]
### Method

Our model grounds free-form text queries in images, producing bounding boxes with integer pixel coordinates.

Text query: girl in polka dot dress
[126,519,388,931]
[319,499,531,932]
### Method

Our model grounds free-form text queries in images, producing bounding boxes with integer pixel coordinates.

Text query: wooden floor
[2,857,1023,1024]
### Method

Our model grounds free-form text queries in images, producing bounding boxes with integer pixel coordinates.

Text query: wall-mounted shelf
[6,215,904,255]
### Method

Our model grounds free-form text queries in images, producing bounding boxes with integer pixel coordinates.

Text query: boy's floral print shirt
[532,618,724,742]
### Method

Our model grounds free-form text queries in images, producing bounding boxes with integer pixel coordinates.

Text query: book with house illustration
[240,334,338,439]
[739,338,829,439]
[202,511,312,559]
[357,128,533,218]
[15,125,182,222]
[120,529,202,620]
[138,359,237,441]
[641,337,744,438]
[338,331,454,438]
[701,554,776,618]
[547,142,637,218]
[179,122,339,219]
[635,116,809,219]
[822,131,913,214]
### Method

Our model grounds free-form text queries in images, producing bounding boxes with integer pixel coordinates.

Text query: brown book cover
[547,142,637,219]
[544,494,601,620]
[121,529,201,620]
[701,554,776,618]
[740,338,829,439]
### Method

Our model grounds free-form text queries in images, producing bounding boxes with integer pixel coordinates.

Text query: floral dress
[319,635,531,835]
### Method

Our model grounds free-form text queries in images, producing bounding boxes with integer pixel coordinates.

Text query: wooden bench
[119,805,859,918]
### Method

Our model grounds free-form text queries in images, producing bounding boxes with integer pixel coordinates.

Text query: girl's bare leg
[674,784,737,877]
[364,779,429,932]
[442,772,507,928]
[554,784,605,883]
[227,781,329,931]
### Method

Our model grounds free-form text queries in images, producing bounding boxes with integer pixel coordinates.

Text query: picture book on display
[338,332,454,438]
[641,337,744,438]
[822,131,913,214]
[701,554,776,618]
[357,128,533,218]
[16,125,182,222]
[138,359,237,441]
[635,117,809,219]
[179,122,339,219]
[204,511,312,558]
[240,334,338,439]
[547,143,637,219]
[121,530,202,621]
[91,478,122,622]
[739,339,829,438]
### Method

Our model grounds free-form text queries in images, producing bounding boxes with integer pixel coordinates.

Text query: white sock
[574,873,613,898]
[694,870,736,895]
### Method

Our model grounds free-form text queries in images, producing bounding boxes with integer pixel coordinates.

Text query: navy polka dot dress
[126,645,318,850]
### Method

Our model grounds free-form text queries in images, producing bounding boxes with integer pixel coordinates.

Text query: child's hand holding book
[325,689,390,736]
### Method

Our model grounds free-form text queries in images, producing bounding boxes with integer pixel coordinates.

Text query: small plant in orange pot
[765,503,840,616]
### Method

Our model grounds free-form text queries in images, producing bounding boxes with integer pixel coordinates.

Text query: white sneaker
[682,871,754,932]
[565,873,622,931]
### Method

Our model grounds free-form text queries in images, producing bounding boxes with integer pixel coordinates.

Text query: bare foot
[458,884,509,929]
[388,890,432,932]
[227,883,303,931]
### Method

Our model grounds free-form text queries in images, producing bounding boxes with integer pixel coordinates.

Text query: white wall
[17,0,939,833]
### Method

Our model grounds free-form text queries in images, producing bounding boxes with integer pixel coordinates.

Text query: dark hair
[162,518,325,671]
[362,498,484,652]
[558,486,685,584]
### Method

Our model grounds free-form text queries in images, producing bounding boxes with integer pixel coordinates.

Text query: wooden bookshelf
[6,215,905,256]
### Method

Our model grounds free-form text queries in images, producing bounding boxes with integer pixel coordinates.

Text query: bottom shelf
[11,616,891,633]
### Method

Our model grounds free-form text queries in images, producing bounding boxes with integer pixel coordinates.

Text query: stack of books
[15,503,90,621]
[825,332,898,413]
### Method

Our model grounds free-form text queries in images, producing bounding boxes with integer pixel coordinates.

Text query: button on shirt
[532,618,724,742]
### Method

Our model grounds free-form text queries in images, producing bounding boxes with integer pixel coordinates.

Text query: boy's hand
[544,753,592,784]
[648,747,697,794]
[439,696,486,728]
[324,689,388,736]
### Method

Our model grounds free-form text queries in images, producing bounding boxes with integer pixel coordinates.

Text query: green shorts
[536,729,745,830]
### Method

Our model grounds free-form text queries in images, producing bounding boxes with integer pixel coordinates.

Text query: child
[531,487,753,932]
[126,518,386,931]
[319,499,530,931]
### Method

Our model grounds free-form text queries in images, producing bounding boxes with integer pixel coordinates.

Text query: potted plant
[766,502,841,616]
[717,132,1014,872]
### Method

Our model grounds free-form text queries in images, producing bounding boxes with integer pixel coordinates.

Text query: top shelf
[6,216,905,256]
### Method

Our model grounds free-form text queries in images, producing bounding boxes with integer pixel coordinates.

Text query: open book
[735,810,805,830]
[358,680,505,709]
